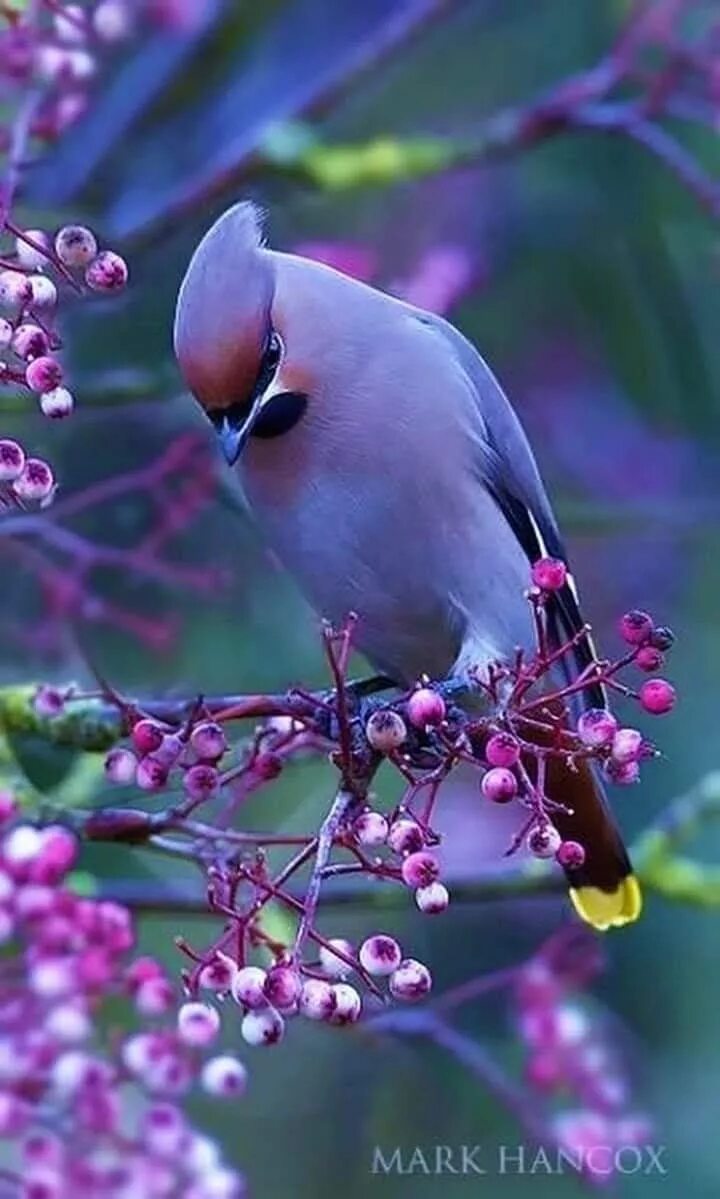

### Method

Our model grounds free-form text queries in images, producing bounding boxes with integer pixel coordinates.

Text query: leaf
[5,730,79,795]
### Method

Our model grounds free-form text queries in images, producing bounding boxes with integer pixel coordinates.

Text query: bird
[174,201,641,932]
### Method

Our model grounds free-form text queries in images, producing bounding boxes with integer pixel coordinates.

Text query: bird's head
[174,202,308,466]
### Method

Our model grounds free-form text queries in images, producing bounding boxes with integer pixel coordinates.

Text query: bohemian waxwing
[174,201,641,931]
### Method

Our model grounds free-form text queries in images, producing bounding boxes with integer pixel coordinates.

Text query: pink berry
[153,732,184,767]
[183,763,219,801]
[93,1,132,41]
[531,557,567,591]
[0,318,11,347]
[406,687,446,728]
[12,322,49,359]
[639,678,676,715]
[135,976,174,1016]
[85,250,128,292]
[141,1103,186,1156]
[401,850,439,889]
[352,810,388,846]
[55,225,97,267]
[22,1131,63,1168]
[481,766,517,803]
[190,721,227,762]
[198,954,237,993]
[358,934,402,977]
[232,966,268,1010]
[556,840,586,869]
[40,386,74,419]
[201,1055,247,1097]
[365,709,407,752]
[605,759,640,786]
[54,4,88,43]
[13,458,54,502]
[387,817,424,855]
[0,790,17,824]
[135,756,168,792]
[415,881,449,914]
[25,356,62,393]
[577,708,618,748]
[33,825,78,881]
[485,732,520,768]
[526,1053,563,1091]
[527,823,562,859]
[611,728,643,764]
[329,983,362,1025]
[264,965,301,1011]
[299,978,336,1021]
[636,645,664,672]
[619,609,653,645]
[33,684,65,718]
[177,1002,220,1047]
[389,958,432,1002]
[0,439,25,481]
[131,718,165,755]
[241,1006,284,1046]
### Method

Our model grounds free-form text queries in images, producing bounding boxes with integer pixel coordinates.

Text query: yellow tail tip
[569,875,642,931]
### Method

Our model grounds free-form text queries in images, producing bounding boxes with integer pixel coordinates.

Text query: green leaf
[5,730,79,795]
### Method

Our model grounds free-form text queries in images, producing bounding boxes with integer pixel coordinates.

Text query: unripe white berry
[177,1002,221,1047]
[415,881,450,914]
[299,978,336,1021]
[201,1055,248,1097]
[330,983,362,1025]
[389,958,432,1002]
[318,938,354,980]
[240,1005,284,1046]
[231,966,268,1010]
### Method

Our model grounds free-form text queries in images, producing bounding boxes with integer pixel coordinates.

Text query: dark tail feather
[523,719,642,931]
[547,753,641,930]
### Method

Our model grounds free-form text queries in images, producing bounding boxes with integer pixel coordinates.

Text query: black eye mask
[251,390,308,440]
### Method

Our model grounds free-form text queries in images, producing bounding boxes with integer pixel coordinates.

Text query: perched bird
[174,201,641,931]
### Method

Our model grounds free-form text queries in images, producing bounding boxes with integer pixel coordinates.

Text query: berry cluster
[0,436,54,507]
[90,563,679,1036]
[360,561,677,877]
[515,935,652,1184]
[106,714,229,799]
[0,2,166,147]
[0,223,128,420]
[0,803,247,1198]
[177,932,432,1051]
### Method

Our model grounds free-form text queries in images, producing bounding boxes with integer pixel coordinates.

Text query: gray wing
[414,309,604,708]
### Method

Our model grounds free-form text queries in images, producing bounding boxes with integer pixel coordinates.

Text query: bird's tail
[524,720,642,931]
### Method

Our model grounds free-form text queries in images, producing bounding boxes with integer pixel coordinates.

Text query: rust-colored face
[201,332,306,464]
[174,202,274,413]
[175,203,310,462]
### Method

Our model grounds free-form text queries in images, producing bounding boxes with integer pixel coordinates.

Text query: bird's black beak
[215,398,262,467]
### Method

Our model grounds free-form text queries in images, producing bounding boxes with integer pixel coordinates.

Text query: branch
[262,0,720,219]
[86,773,720,914]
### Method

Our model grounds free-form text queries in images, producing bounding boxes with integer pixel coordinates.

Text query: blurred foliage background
[3,0,720,1195]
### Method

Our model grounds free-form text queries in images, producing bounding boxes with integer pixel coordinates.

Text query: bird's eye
[255,331,282,395]
[204,332,283,433]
